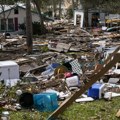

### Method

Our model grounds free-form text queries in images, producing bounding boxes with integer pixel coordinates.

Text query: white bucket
[66,76,80,87]
[104,92,112,100]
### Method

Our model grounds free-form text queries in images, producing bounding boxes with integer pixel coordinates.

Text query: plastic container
[19,92,34,108]
[19,92,58,112]
[41,69,54,78]
[41,63,60,78]
[65,75,80,87]
[33,92,58,112]
[88,83,105,99]
[46,63,60,70]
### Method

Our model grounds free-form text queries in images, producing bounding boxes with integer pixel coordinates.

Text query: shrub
[19,22,47,35]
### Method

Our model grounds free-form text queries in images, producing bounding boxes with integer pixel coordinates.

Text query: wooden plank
[48,53,120,120]
[56,43,71,52]
[93,46,120,75]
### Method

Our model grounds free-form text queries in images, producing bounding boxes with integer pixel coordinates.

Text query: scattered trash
[0,17,120,120]
[1,111,10,120]
[116,109,120,118]
[88,83,106,99]
[16,90,23,96]
[19,92,58,112]
[75,97,94,103]
[66,75,80,88]
[104,92,112,100]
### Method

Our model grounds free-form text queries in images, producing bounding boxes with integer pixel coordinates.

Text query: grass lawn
[8,97,120,120]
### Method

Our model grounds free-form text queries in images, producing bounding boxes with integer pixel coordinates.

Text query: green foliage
[19,23,26,31]
[81,0,120,13]
[32,22,48,35]
[39,45,49,52]
[32,22,42,35]
[44,11,52,17]
[0,0,17,4]
[66,5,74,19]
[62,97,120,120]
[7,97,120,120]
[19,22,48,35]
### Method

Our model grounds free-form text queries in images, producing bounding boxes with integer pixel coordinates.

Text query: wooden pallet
[48,46,120,120]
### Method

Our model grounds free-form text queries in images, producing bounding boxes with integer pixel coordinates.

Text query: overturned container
[88,83,105,99]
[19,92,58,112]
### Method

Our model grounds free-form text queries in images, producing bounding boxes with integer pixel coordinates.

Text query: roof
[0,60,18,67]
[0,4,54,22]
[0,4,37,14]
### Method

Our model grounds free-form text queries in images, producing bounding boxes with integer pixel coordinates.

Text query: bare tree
[26,0,33,54]
[32,0,46,34]
[58,0,62,19]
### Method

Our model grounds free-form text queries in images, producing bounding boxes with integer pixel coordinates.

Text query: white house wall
[108,14,120,19]
[0,8,40,24]
[31,13,40,22]
[0,7,40,31]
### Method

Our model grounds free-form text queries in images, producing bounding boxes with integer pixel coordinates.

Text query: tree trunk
[26,0,33,54]
[1,5,7,34]
[52,0,57,19]
[72,0,75,11]
[84,9,88,27]
[58,0,62,19]
[33,0,46,34]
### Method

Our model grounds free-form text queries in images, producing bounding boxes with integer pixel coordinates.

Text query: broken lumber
[48,50,120,119]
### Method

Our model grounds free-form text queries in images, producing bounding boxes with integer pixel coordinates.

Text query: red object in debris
[64,72,72,78]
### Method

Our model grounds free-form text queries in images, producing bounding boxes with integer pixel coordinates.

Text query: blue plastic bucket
[33,92,58,112]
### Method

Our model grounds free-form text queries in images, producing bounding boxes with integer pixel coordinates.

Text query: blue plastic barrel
[33,92,58,112]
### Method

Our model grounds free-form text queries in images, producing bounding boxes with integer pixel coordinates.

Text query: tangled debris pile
[0,20,120,119]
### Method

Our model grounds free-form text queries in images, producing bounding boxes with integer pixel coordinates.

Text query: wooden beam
[48,53,120,120]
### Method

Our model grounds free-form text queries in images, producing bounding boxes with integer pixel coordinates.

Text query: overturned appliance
[0,60,20,87]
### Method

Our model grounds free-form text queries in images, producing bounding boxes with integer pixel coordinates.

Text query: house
[0,5,40,32]
[74,7,120,28]
[74,8,106,28]
[88,8,106,27]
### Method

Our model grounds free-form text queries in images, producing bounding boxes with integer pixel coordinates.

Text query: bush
[19,23,26,31]
[32,22,42,35]
[19,22,47,35]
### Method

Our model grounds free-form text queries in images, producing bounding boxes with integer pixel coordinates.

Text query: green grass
[0,85,120,120]
[62,97,120,120]
[7,97,120,120]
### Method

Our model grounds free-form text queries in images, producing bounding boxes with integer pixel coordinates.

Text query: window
[8,18,14,31]
[14,7,19,14]
[1,19,6,31]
